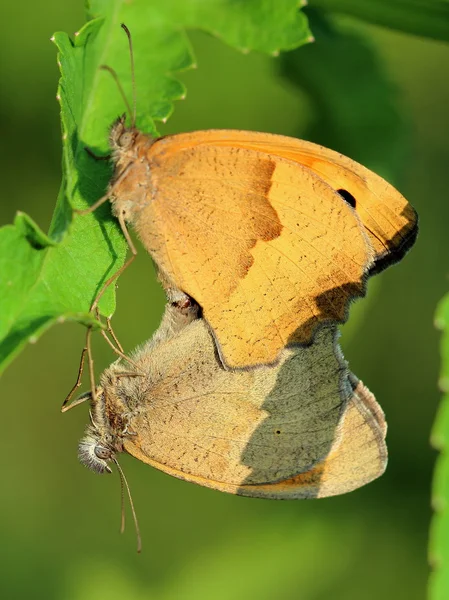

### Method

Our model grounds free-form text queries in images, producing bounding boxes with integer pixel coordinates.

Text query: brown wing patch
[139,145,281,293]
[239,157,282,243]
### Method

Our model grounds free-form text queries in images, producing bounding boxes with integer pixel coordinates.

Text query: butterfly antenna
[121,23,137,128]
[118,463,126,534]
[100,65,133,123]
[89,408,101,431]
[113,458,142,553]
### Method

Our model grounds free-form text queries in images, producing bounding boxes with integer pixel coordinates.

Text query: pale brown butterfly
[76,296,387,549]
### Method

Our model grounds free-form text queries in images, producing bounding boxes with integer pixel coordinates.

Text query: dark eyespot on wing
[337,188,357,209]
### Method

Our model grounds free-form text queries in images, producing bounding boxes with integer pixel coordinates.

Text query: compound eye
[118,131,133,148]
[94,445,112,460]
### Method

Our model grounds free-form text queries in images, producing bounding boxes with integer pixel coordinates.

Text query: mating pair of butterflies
[76,124,417,501]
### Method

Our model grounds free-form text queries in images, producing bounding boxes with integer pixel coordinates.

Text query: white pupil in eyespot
[94,446,110,460]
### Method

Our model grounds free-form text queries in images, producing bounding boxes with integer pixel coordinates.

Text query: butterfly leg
[85,325,98,404]
[89,210,136,314]
[61,345,88,412]
[89,212,142,371]
[64,171,139,408]
[99,326,144,374]
[105,316,124,353]
[64,325,98,407]
[61,390,93,413]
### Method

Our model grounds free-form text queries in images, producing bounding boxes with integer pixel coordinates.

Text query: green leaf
[0,0,311,374]
[430,293,449,600]
[0,221,101,374]
[311,0,449,42]
[280,9,406,180]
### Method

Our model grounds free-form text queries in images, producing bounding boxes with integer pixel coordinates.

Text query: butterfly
[104,123,417,368]
[83,25,417,369]
[79,297,387,501]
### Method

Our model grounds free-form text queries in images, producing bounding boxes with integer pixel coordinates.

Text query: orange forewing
[148,129,418,271]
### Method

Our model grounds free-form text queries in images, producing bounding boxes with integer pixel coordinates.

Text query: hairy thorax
[108,117,157,224]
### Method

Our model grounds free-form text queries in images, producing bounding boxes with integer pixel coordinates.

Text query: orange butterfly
[83,25,417,369]
[103,123,416,367]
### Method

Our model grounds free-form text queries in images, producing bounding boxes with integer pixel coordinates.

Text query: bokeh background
[1,2,449,599]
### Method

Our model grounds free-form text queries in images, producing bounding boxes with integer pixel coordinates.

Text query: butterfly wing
[137,139,374,367]
[121,321,385,497]
[236,377,387,499]
[152,129,418,273]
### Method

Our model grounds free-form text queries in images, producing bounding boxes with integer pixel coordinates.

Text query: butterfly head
[78,425,115,474]
[75,365,142,550]
[109,115,139,155]
[77,385,125,475]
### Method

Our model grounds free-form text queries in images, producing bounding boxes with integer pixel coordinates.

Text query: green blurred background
[1,2,449,599]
